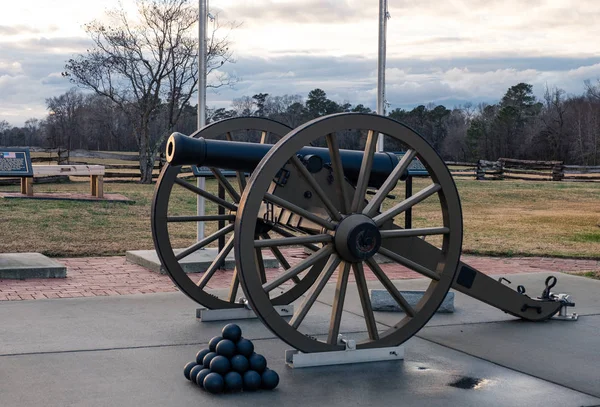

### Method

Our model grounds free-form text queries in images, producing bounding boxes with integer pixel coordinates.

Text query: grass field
[0,176,599,258]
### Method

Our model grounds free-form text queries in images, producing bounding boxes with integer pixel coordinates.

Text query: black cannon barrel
[166,132,399,187]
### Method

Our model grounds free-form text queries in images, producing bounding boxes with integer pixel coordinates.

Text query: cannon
[152,113,576,354]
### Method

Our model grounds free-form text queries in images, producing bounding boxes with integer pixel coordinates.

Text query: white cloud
[0,62,23,76]
[209,54,600,113]
[1,0,600,125]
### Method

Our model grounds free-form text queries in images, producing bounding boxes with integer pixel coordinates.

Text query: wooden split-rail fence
[476,158,600,182]
[7,148,600,183]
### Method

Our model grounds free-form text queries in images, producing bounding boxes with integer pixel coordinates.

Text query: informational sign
[0,148,33,177]
[191,165,237,177]
[191,165,213,177]
[395,152,429,176]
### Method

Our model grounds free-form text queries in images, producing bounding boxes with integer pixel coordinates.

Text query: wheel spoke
[327,262,351,345]
[235,171,247,191]
[269,225,321,252]
[352,262,379,340]
[265,193,336,230]
[167,215,235,222]
[261,236,291,268]
[350,130,377,212]
[263,245,333,293]
[380,227,449,239]
[377,246,440,281]
[255,246,267,284]
[210,168,241,203]
[260,233,301,284]
[227,267,240,302]
[226,131,247,191]
[254,234,332,248]
[363,149,417,217]
[326,133,350,214]
[291,156,342,221]
[373,183,441,227]
[175,224,234,261]
[365,258,416,317]
[174,177,237,212]
[197,235,234,289]
[290,254,341,329]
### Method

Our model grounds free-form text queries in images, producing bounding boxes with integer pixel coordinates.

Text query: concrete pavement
[1,271,599,406]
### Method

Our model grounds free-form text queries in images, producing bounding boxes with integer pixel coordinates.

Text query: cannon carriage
[152,113,575,355]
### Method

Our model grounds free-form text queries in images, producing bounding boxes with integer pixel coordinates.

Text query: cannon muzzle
[166,132,400,187]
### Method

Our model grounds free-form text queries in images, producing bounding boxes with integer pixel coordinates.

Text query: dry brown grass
[576,271,600,280]
[1,176,599,258]
[401,178,600,258]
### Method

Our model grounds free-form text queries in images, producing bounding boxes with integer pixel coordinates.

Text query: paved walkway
[1,250,599,301]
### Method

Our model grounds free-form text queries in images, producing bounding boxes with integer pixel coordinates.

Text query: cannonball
[189,365,204,383]
[249,353,267,373]
[261,369,279,390]
[230,354,249,373]
[203,372,225,394]
[236,338,254,357]
[195,348,211,365]
[215,339,236,358]
[203,351,217,368]
[196,368,211,388]
[221,323,242,342]
[243,370,261,391]
[224,371,243,393]
[183,361,198,381]
[209,355,231,375]
[208,336,222,352]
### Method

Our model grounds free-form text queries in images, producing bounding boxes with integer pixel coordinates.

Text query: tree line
[2,80,600,165]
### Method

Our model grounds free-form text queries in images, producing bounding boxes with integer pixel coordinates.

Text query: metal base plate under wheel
[197,298,294,321]
[196,305,295,321]
[285,335,404,368]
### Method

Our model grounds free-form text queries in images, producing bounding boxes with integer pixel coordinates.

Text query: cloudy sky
[1,0,599,126]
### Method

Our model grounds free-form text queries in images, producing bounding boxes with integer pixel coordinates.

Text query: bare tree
[64,0,238,183]
[537,85,569,161]
[585,79,600,102]
[24,119,41,146]
[45,88,85,153]
[0,120,9,146]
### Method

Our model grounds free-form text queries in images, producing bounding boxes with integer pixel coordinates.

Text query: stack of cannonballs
[183,323,279,394]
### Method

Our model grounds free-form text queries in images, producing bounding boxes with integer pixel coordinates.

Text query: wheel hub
[334,214,382,262]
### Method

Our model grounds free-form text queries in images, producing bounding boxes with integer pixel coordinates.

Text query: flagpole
[376,0,388,152]
[197,0,207,241]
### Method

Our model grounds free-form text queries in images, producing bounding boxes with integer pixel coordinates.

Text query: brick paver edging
[1,250,599,301]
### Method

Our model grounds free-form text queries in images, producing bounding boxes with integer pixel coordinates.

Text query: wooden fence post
[476,160,484,180]
[497,160,504,180]
[57,149,69,165]
[552,164,564,181]
[476,160,503,180]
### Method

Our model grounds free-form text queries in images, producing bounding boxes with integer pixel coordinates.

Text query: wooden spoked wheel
[235,113,463,352]
[152,117,323,309]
